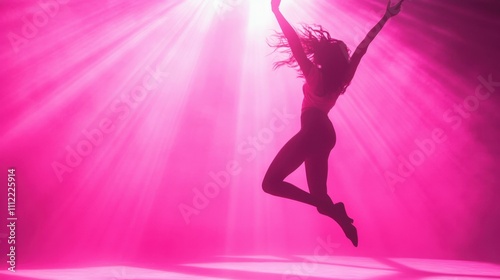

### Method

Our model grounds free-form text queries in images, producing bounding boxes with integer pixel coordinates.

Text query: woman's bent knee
[262,176,277,194]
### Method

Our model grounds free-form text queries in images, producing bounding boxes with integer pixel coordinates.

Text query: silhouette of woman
[262,0,405,247]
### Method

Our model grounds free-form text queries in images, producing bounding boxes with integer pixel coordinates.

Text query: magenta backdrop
[1,0,500,270]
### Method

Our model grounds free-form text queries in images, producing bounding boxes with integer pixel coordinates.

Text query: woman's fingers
[386,0,404,17]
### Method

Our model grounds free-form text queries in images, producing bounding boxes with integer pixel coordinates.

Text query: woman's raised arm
[272,0,314,76]
[346,0,405,83]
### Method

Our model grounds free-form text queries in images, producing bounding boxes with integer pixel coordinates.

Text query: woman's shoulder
[305,66,322,84]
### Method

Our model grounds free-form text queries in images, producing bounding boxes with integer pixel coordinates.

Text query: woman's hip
[300,108,336,150]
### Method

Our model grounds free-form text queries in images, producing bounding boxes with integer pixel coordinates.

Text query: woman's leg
[305,151,358,246]
[305,151,333,211]
[305,151,353,222]
[262,132,318,207]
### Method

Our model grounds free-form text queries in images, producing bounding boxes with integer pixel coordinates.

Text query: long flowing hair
[269,24,351,95]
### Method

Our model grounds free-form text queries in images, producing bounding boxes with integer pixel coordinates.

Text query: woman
[262,0,404,247]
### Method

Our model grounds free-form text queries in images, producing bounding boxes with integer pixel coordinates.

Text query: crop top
[301,67,339,114]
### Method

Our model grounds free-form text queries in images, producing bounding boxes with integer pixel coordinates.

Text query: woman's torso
[301,67,340,114]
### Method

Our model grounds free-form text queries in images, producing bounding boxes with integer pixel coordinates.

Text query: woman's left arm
[346,0,405,83]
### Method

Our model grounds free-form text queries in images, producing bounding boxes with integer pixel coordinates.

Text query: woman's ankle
[315,195,334,214]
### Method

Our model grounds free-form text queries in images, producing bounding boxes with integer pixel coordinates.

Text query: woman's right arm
[272,0,314,76]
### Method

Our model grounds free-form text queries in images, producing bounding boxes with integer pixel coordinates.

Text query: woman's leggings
[262,107,336,208]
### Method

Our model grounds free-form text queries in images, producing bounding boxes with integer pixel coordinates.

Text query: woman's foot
[317,200,357,247]
[332,202,354,224]
[331,202,358,246]
[340,222,358,247]
[318,201,354,224]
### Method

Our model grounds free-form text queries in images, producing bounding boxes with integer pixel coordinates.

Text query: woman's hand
[271,0,281,13]
[385,0,404,18]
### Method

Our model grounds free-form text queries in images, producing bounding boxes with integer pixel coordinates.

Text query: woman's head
[313,38,349,70]
[269,24,351,94]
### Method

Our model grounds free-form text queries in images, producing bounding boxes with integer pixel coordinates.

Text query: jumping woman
[262,0,405,247]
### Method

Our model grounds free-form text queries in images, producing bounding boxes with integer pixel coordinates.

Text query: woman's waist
[301,106,330,117]
[301,96,336,115]
[300,107,333,128]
